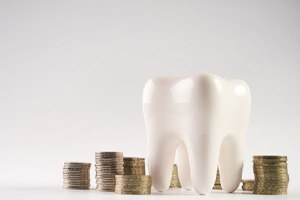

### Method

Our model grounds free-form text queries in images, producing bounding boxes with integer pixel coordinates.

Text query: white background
[1,0,300,199]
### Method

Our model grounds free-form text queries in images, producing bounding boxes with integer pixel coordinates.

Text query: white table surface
[1,186,299,200]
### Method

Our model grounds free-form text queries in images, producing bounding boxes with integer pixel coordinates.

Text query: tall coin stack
[253,155,289,195]
[169,164,181,188]
[115,175,152,195]
[95,152,124,192]
[63,162,91,189]
[213,168,222,190]
[123,157,145,175]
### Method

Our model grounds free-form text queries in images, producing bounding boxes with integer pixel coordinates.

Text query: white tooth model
[142,74,251,195]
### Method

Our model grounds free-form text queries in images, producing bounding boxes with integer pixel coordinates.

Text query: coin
[169,164,181,188]
[123,157,145,176]
[253,155,289,195]
[115,175,152,195]
[95,152,124,192]
[242,179,255,191]
[213,168,222,190]
[253,155,287,160]
[63,162,91,190]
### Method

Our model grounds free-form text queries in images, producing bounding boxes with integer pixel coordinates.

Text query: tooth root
[186,133,222,195]
[175,142,193,190]
[219,135,245,193]
[148,135,178,192]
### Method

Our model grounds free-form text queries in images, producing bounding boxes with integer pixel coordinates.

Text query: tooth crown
[143,74,251,195]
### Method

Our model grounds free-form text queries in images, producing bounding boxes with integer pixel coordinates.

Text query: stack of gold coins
[169,164,181,188]
[115,175,152,195]
[213,168,222,190]
[95,152,124,192]
[123,157,145,175]
[63,162,91,189]
[242,179,255,191]
[253,155,289,195]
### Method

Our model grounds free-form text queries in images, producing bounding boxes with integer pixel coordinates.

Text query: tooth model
[142,74,251,195]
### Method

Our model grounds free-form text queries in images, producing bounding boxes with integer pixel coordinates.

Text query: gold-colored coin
[123,157,146,176]
[252,155,289,195]
[169,164,182,188]
[241,179,255,191]
[115,175,152,195]
[253,155,287,160]
[213,168,222,190]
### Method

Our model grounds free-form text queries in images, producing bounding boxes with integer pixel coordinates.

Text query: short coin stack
[169,164,181,188]
[115,175,152,195]
[95,152,124,192]
[242,179,255,191]
[213,168,222,190]
[253,155,289,195]
[123,157,145,175]
[63,162,91,189]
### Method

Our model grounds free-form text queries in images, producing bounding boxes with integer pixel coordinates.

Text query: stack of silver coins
[95,152,124,191]
[63,162,91,189]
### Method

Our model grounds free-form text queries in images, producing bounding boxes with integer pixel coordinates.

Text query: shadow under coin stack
[115,175,152,195]
[253,155,289,195]
[241,179,255,191]
[213,168,222,190]
[169,164,181,188]
[123,157,145,175]
[95,152,124,192]
[63,162,91,189]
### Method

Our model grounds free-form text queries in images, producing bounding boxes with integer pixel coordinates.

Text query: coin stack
[213,168,222,190]
[253,155,289,195]
[169,164,181,188]
[63,162,91,189]
[95,152,124,192]
[123,157,145,175]
[242,179,255,191]
[115,175,152,195]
